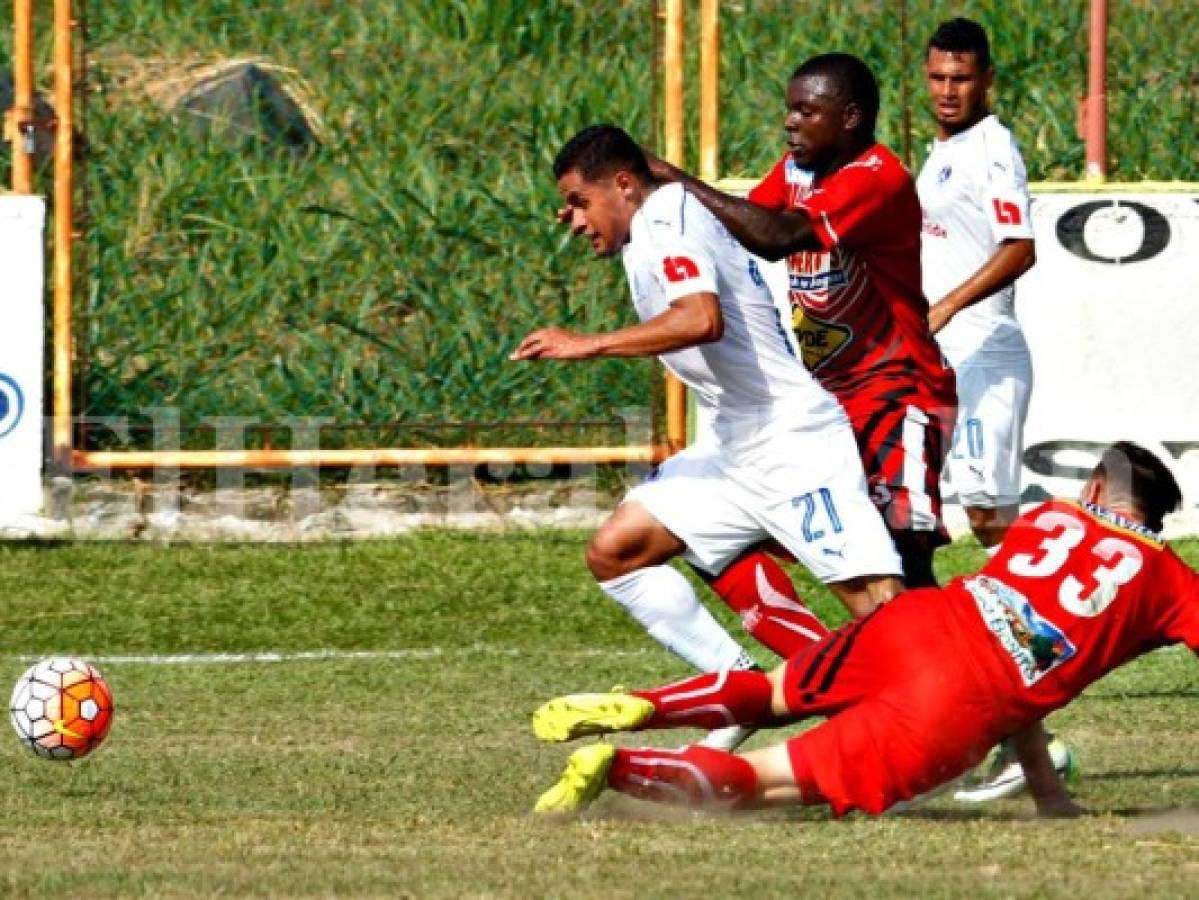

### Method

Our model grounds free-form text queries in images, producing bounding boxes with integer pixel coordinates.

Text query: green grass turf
[0,534,1195,897]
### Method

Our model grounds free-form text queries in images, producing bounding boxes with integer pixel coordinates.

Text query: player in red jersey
[532,442,1193,818]
[643,54,956,659]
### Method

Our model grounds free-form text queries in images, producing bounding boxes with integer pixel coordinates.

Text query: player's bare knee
[844,592,881,618]
[831,574,899,618]
[586,530,633,581]
[868,575,903,605]
[767,664,792,718]
[740,744,802,805]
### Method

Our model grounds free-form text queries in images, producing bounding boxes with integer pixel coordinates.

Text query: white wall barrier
[1015,192,1199,536]
[0,195,45,519]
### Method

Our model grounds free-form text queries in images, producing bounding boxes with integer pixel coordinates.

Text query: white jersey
[917,114,1034,364]
[622,183,845,453]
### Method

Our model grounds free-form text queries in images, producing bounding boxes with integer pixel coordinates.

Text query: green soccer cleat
[533,743,617,814]
[531,692,655,742]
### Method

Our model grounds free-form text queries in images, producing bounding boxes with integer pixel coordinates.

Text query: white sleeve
[981,125,1035,243]
[643,227,719,303]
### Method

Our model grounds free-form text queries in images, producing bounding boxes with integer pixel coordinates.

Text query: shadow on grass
[1073,768,1199,782]
[1117,806,1199,836]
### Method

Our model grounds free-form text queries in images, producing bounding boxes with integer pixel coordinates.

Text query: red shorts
[781,588,1021,815]
[838,379,956,543]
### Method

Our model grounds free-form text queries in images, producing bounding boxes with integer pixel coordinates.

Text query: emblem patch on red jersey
[661,255,701,283]
[790,308,851,373]
[966,575,1076,686]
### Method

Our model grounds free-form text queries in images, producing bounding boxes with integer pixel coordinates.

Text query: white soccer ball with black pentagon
[9,657,114,760]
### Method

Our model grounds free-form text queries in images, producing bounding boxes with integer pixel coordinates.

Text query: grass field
[0,533,1195,897]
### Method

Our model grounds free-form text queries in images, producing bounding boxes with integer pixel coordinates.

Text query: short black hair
[1094,441,1183,532]
[553,124,653,183]
[928,17,992,71]
[790,53,879,139]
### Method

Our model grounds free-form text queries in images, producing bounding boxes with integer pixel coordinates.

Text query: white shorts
[944,357,1033,508]
[624,424,901,583]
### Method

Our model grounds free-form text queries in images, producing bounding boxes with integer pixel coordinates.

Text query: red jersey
[748,145,955,405]
[946,499,1199,718]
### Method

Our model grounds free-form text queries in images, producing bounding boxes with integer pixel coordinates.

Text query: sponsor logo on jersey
[789,308,852,373]
[991,198,1023,225]
[789,270,847,292]
[662,255,701,283]
[937,164,952,185]
[787,249,846,302]
[966,575,1076,686]
[921,215,948,239]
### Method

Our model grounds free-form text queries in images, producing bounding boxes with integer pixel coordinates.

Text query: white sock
[600,566,754,672]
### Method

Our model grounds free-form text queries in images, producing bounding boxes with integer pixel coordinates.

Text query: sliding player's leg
[534,595,974,815]
[532,664,788,742]
[533,741,768,814]
[532,677,793,812]
[531,609,883,745]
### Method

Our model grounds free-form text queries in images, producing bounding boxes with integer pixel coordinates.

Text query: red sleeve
[1160,551,1199,653]
[746,157,788,211]
[797,151,909,251]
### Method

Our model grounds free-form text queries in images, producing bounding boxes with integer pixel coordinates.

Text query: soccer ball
[9,658,114,760]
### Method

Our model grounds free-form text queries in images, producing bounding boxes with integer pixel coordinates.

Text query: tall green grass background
[3,1,1196,448]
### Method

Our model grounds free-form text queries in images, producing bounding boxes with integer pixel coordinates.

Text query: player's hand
[510,327,600,361]
[927,301,954,335]
[1035,795,1090,819]
[556,206,586,237]
[642,148,683,183]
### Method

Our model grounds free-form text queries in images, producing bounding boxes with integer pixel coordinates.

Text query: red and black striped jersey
[749,144,956,408]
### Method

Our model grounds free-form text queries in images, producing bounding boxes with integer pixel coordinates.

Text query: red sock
[631,669,774,730]
[608,745,759,809]
[709,551,830,657]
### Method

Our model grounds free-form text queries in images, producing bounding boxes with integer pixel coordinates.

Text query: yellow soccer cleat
[532,692,654,742]
[533,743,617,814]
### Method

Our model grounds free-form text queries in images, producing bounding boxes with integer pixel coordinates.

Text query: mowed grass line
[0,534,1193,897]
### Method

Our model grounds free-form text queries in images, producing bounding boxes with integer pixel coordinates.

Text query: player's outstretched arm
[511,293,723,361]
[1007,722,1087,818]
[928,238,1035,334]
[643,151,820,260]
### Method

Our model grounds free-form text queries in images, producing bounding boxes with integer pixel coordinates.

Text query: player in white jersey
[916,18,1071,806]
[512,126,902,743]
[917,17,1036,549]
